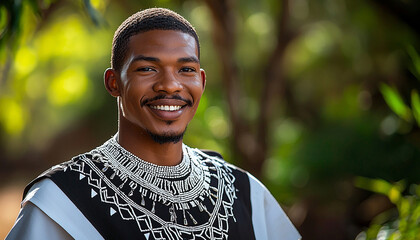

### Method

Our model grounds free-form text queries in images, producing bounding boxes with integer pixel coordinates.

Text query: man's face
[115,30,205,143]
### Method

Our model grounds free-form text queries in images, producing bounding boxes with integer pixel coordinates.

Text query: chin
[147,128,186,145]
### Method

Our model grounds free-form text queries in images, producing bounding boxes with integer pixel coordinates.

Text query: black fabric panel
[202,150,256,239]
[24,160,147,240]
[201,150,224,160]
[227,167,256,240]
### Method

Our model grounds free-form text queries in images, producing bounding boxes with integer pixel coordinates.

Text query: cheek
[120,84,144,113]
[125,80,147,99]
[189,79,204,100]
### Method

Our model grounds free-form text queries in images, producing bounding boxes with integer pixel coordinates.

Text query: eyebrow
[130,55,200,65]
[131,55,160,64]
[178,57,200,64]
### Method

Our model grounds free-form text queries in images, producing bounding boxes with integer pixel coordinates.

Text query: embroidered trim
[66,137,237,239]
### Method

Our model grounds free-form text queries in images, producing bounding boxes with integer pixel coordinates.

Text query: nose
[152,70,183,94]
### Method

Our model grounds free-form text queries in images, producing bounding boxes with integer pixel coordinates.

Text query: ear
[104,68,120,97]
[200,68,206,90]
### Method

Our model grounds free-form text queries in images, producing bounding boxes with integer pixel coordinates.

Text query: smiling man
[7,8,301,240]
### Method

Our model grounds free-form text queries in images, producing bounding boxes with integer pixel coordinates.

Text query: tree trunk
[204,0,295,178]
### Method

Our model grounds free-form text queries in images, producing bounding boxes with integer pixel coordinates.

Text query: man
[7,8,301,240]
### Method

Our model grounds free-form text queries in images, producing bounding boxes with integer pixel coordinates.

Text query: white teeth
[151,105,182,111]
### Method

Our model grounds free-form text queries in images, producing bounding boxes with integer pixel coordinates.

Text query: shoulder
[186,146,277,191]
[6,199,74,240]
[190,147,253,190]
[192,147,249,175]
[23,178,69,208]
[23,150,97,200]
[21,178,103,240]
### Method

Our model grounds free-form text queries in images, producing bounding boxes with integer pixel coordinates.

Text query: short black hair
[111,8,200,72]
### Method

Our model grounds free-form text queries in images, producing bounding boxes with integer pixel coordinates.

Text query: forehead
[126,30,198,60]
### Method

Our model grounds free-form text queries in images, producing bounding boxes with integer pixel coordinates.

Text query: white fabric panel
[247,173,301,240]
[5,202,73,240]
[6,179,103,240]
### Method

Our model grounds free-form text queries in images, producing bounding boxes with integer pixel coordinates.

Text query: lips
[146,98,190,120]
[150,105,182,111]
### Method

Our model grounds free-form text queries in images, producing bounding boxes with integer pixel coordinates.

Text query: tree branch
[256,0,295,163]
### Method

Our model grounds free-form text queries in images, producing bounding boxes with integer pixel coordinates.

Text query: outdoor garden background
[1,0,420,239]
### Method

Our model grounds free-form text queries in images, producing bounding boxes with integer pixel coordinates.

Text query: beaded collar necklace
[95,135,210,204]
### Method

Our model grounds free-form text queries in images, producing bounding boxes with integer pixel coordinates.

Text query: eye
[180,67,196,73]
[136,67,156,72]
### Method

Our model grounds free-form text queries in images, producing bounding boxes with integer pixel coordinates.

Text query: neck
[117,119,184,167]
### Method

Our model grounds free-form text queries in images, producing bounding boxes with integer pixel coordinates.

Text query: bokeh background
[1,0,420,239]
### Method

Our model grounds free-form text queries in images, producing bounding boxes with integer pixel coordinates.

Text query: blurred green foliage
[0,0,113,155]
[352,47,420,240]
[355,177,420,240]
[380,46,420,127]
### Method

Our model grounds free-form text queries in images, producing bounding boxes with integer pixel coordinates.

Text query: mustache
[141,94,192,107]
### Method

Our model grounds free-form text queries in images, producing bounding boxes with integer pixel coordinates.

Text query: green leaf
[380,83,412,122]
[398,197,410,218]
[388,185,402,204]
[411,90,420,126]
[366,224,381,239]
[407,45,420,80]
[355,177,392,195]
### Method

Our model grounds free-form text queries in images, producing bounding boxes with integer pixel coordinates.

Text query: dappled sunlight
[190,6,211,33]
[14,47,37,77]
[246,12,273,36]
[287,20,341,77]
[380,115,399,136]
[204,106,231,139]
[91,0,109,12]
[35,15,110,61]
[0,6,113,155]
[237,12,276,68]
[0,98,26,136]
[263,157,285,182]
[47,66,89,106]
[303,21,339,55]
[273,118,303,144]
[24,71,47,100]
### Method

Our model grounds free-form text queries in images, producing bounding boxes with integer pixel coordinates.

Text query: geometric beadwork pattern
[66,137,237,240]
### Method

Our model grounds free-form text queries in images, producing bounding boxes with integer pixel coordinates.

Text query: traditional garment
[7,136,301,240]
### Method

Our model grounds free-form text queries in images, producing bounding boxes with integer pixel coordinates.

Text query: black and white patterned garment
[6,136,301,240]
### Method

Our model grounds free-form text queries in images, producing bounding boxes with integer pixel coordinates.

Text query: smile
[150,105,182,111]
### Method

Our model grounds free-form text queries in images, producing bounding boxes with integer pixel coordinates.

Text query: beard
[146,126,187,144]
